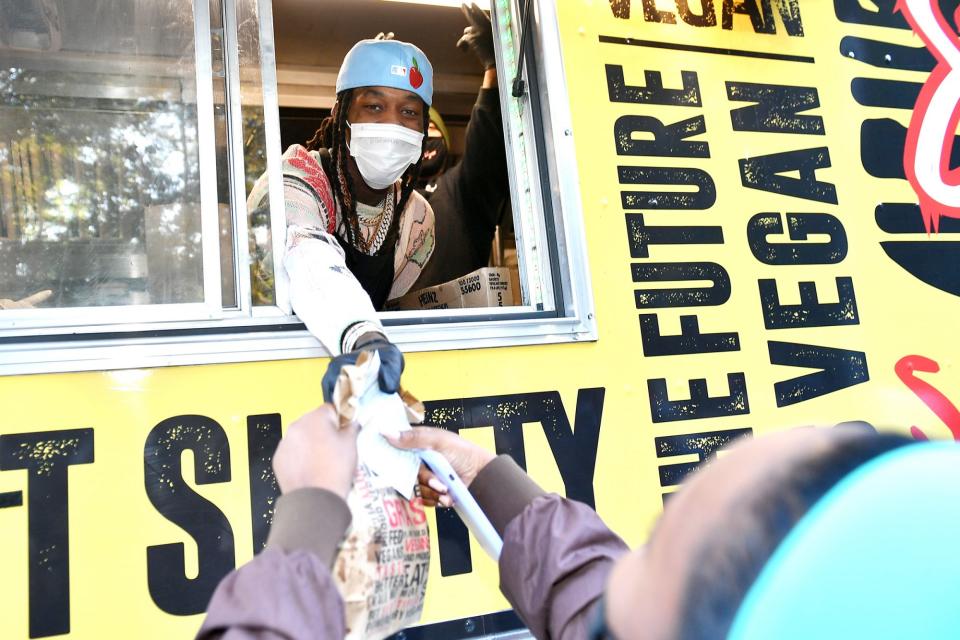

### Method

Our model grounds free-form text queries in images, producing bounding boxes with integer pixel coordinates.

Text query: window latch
[511,0,533,98]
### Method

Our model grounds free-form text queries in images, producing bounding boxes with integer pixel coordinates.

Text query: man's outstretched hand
[322,334,404,403]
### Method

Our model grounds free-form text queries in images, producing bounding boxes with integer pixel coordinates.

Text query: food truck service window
[0,0,594,375]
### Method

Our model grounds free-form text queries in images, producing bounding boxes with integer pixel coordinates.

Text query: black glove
[457,3,496,70]
[322,337,405,403]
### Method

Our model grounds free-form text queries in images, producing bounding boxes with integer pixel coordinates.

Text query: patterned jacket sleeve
[247,145,384,354]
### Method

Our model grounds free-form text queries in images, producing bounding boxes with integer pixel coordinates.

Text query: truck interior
[0,0,522,316]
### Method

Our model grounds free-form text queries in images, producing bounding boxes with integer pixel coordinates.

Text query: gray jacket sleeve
[195,488,352,640]
[470,457,630,640]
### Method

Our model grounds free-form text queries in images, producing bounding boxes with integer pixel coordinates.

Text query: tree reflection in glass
[0,0,207,309]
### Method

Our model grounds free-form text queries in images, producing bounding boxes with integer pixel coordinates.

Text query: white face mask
[346,121,424,190]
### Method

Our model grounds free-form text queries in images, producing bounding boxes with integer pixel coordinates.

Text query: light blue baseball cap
[336,39,433,106]
[729,441,960,639]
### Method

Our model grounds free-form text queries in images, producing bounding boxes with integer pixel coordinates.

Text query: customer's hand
[458,3,496,70]
[322,333,405,403]
[273,404,359,499]
[387,427,496,507]
[0,289,52,310]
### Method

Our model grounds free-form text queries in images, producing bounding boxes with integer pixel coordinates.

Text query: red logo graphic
[895,354,960,441]
[409,56,424,90]
[897,0,960,233]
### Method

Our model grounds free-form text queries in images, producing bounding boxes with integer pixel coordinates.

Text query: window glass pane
[237,0,275,306]
[0,0,212,309]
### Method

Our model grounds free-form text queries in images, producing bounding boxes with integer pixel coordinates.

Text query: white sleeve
[283,225,384,355]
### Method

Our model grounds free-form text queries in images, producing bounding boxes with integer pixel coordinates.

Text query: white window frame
[0,0,596,376]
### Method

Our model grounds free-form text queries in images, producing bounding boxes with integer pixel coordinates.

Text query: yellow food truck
[2,0,958,637]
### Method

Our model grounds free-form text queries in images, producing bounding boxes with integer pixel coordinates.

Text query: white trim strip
[0,303,219,332]
[223,0,252,314]
[193,0,225,317]
[257,0,291,314]
[0,315,594,376]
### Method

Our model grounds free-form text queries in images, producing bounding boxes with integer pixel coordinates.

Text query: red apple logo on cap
[410,57,423,89]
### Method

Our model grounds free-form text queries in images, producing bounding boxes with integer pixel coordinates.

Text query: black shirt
[413,88,508,288]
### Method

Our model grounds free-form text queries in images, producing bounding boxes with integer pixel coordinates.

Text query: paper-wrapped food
[330,351,430,640]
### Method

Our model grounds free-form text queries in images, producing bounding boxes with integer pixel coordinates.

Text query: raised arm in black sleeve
[414,87,509,288]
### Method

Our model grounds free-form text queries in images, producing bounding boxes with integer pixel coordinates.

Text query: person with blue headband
[246,38,436,400]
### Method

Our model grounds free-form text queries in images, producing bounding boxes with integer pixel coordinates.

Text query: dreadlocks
[305,89,430,255]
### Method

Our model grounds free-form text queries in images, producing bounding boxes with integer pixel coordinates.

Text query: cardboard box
[385,267,515,311]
